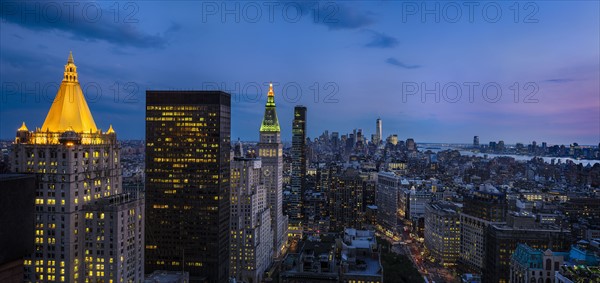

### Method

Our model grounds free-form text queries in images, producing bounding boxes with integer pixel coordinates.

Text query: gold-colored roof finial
[106,124,115,134]
[18,122,28,131]
[68,51,74,64]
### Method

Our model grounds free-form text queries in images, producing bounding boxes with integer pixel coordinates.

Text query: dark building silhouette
[145,91,231,282]
[290,105,307,228]
[0,174,35,283]
[328,168,365,232]
[462,190,507,222]
[563,198,600,223]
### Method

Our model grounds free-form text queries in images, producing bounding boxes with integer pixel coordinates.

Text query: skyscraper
[406,138,416,151]
[458,189,507,275]
[145,90,231,282]
[424,201,461,267]
[258,83,288,258]
[11,53,144,283]
[289,105,307,232]
[473,136,479,147]
[376,171,402,238]
[374,118,382,145]
[229,157,273,283]
[328,168,364,232]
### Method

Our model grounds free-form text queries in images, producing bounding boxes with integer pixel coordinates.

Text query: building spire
[68,51,74,64]
[266,82,276,107]
[63,51,78,83]
[268,82,274,97]
[260,81,280,132]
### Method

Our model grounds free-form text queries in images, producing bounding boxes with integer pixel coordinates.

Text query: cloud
[385,57,420,69]
[282,1,373,30]
[165,22,182,34]
[544,78,574,83]
[364,30,398,48]
[317,3,374,30]
[0,2,176,49]
[0,47,56,69]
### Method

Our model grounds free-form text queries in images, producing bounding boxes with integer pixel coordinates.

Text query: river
[457,151,599,166]
[422,146,599,166]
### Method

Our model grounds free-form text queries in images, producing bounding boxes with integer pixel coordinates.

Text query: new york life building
[10,53,144,282]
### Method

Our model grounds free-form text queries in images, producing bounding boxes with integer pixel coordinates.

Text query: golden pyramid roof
[18,122,28,131]
[106,124,115,134]
[41,52,98,133]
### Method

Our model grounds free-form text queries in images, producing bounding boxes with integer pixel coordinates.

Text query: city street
[387,228,458,283]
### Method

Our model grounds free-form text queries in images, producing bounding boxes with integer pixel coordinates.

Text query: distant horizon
[4,137,596,148]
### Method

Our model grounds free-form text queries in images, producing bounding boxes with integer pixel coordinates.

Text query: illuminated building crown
[40,51,98,133]
[260,82,281,132]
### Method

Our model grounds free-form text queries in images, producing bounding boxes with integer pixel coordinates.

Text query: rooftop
[341,228,382,277]
[0,174,36,181]
[557,265,600,282]
[144,270,189,283]
[41,52,98,133]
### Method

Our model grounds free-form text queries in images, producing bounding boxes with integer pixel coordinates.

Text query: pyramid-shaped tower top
[265,82,276,107]
[18,122,28,131]
[106,124,115,134]
[260,82,280,132]
[40,52,98,133]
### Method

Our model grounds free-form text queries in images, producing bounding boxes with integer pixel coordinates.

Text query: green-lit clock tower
[258,83,288,258]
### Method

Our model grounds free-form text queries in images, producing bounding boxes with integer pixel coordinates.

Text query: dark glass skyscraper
[145,91,231,282]
[290,106,307,229]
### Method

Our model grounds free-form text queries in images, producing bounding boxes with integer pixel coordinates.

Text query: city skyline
[2,3,600,283]
[1,1,598,145]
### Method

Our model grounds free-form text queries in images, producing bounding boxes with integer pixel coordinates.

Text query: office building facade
[376,171,401,238]
[230,157,273,283]
[424,201,461,267]
[458,189,507,275]
[145,90,231,282]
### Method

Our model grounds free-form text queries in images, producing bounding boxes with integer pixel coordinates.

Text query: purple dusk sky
[0,1,598,145]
